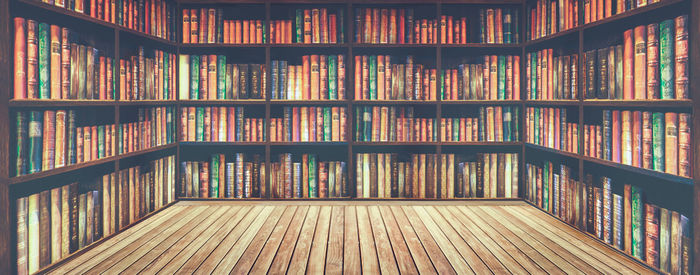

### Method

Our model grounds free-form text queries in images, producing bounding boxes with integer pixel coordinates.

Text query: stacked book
[180,153,264,198]
[179,54,266,100]
[441,55,521,100]
[270,154,347,198]
[271,55,346,100]
[13,18,115,100]
[180,106,265,142]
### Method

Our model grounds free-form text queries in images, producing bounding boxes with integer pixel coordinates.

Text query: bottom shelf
[36,201,178,275]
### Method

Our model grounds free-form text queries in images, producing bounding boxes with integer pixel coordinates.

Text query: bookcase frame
[0,0,697,273]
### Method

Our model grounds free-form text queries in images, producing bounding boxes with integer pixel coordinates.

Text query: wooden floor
[49,200,655,275]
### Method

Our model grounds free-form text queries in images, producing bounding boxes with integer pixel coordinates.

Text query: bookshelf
[0,0,697,273]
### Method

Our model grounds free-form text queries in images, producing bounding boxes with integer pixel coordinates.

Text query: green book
[190,55,200,99]
[16,112,28,176]
[217,55,226,99]
[534,108,540,144]
[163,53,169,100]
[118,125,123,154]
[439,70,445,100]
[295,9,303,43]
[309,154,317,198]
[498,55,506,100]
[543,161,549,210]
[452,118,459,142]
[530,53,537,99]
[369,55,377,100]
[28,111,42,174]
[38,23,50,99]
[328,55,337,100]
[324,107,331,141]
[504,106,511,141]
[211,154,219,198]
[631,185,644,259]
[652,112,665,171]
[659,19,674,99]
[97,125,105,158]
[196,108,204,141]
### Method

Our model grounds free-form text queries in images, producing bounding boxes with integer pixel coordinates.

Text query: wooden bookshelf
[0,0,698,273]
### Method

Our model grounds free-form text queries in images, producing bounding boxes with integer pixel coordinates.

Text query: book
[121,47,176,100]
[272,55,344,100]
[528,0,578,41]
[441,106,518,142]
[526,50,578,100]
[271,154,346,198]
[526,107,578,153]
[481,8,519,44]
[181,153,263,198]
[356,8,437,44]
[271,106,345,142]
[443,55,521,100]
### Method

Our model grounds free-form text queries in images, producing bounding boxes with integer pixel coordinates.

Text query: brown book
[624,184,632,254]
[646,24,659,99]
[310,55,320,99]
[678,113,691,177]
[190,9,198,43]
[674,15,688,99]
[182,9,190,44]
[207,54,217,100]
[14,18,27,99]
[27,20,38,99]
[39,190,51,268]
[633,26,647,99]
[623,29,634,99]
[664,113,678,175]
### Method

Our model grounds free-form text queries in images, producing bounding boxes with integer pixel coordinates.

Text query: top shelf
[176,0,521,4]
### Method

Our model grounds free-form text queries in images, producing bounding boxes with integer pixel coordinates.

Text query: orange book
[447,16,453,44]
[207,55,217,99]
[632,111,641,167]
[354,55,361,100]
[513,55,520,100]
[420,19,428,44]
[190,9,198,43]
[597,0,604,20]
[605,0,612,17]
[495,9,503,43]
[489,55,497,100]
[623,29,634,99]
[590,0,597,22]
[380,9,388,44]
[200,55,208,99]
[633,26,647,99]
[312,9,321,43]
[182,9,190,43]
[665,113,678,175]
[14,18,26,99]
[678,113,691,177]
[450,69,458,100]
[91,125,98,159]
[242,20,249,44]
[320,56,328,99]
[49,25,61,99]
[440,16,447,44]
[228,21,234,43]
[199,9,207,43]
[256,20,263,44]
[303,10,312,43]
[321,8,329,43]
[211,107,219,141]
[377,55,385,100]
[430,69,436,100]
[207,9,216,43]
[362,56,369,100]
[547,49,553,99]
[250,20,257,44]
[310,55,320,99]
[222,20,229,44]
[234,20,241,44]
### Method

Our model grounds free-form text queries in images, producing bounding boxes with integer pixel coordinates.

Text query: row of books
[584,16,688,100]
[479,8,519,44]
[526,50,579,100]
[15,110,113,177]
[585,110,691,177]
[355,153,519,198]
[439,16,468,44]
[268,20,292,44]
[33,0,176,41]
[354,55,436,101]
[13,18,114,100]
[524,161,692,273]
[525,107,580,154]
[584,0,663,24]
[181,8,261,44]
[178,55,266,100]
[270,154,347,198]
[291,9,344,44]
[441,55,521,100]
[354,106,436,142]
[527,0,579,41]
[179,154,264,198]
[180,107,265,142]
[271,107,347,142]
[441,107,519,142]
[15,155,176,274]
[354,8,437,44]
[117,107,175,154]
[271,55,346,100]
[119,47,176,100]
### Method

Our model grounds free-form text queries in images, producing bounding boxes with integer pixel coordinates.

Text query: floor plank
[49,201,659,275]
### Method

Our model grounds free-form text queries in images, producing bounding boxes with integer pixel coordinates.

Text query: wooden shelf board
[180,141,267,146]
[581,155,694,185]
[9,99,117,107]
[524,100,580,106]
[178,99,267,105]
[440,100,522,105]
[525,143,580,159]
[270,100,348,105]
[582,99,693,107]
[270,142,349,145]
[441,141,522,146]
[353,142,439,146]
[353,100,438,105]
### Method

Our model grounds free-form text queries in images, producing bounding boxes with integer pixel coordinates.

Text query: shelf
[441,100,521,105]
[118,100,179,106]
[270,142,348,146]
[525,143,580,159]
[524,100,580,106]
[179,99,267,105]
[441,141,522,146]
[271,43,348,48]
[178,197,265,200]
[440,43,521,48]
[9,99,117,107]
[180,43,267,48]
[352,43,437,48]
[353,100,437,105]
[180,141,267,146]
[581,155,694,186]
[118,143,178,159]
[580,0,685,31]
[353,197,524,200]
[524,27,580,48]
[116,26,176,47]
[353,141,439,146]
[270,100,348,105]
[582,99,693,107]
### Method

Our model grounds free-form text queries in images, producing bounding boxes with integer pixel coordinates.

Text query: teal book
[452,118,459,141]
[543,161,549,210]
[324,107,332,141]
[28,111,42,174]
[369,55,377,100]
[295,9,303,43]
[328,55,337,100]
[534,108,540,144]
[97,125,105,158]
[659,19,674,99]
[190,55,200,99]
[164,53,169,100]
[631,185,644,259]
[117,125,123,154]
[217,55,226,99]
[439,70,445,100]
[309,154,317,198]
[530,53,537,99]
[210,154,219,198]
[652,112,665,171]
[196,108,204,141]
[38,23,50,99]
[498,55,506,100]
[16,112,28,176]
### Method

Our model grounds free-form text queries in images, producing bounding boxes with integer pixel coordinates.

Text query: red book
[632,111,641,167]
[50,25,61,99]
[633,26,647,99]
[674,15,689,99]
[623,29,634,99]
[678,113,691,177]
[646,23,659,99]
[642,112,652,169]
[612,110,621,162]
[14,18,26,99]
